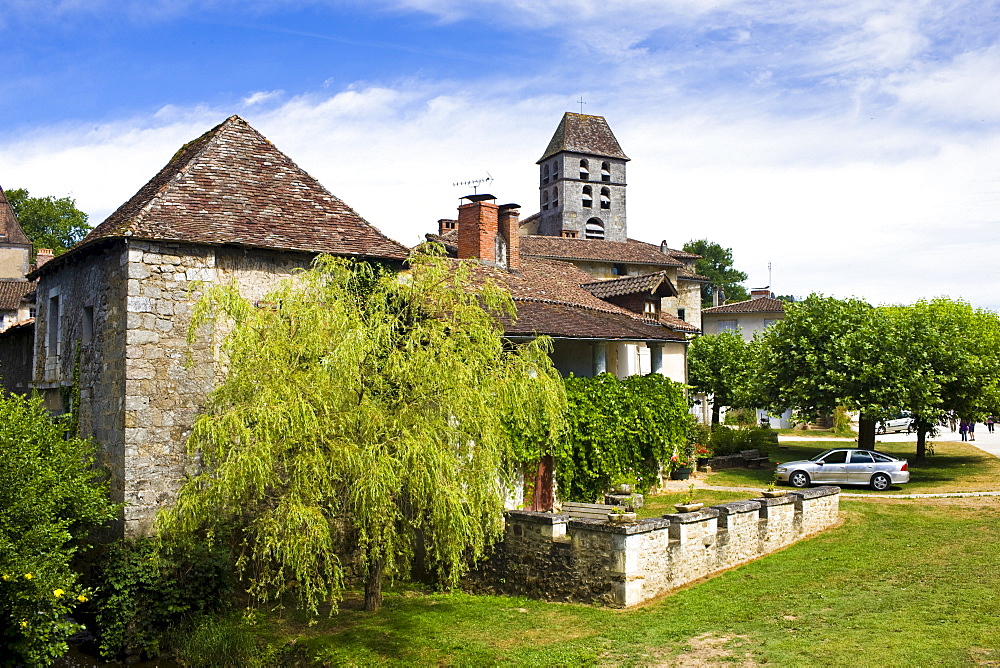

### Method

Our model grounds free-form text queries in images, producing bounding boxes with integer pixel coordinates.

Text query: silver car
[775,448,910,491]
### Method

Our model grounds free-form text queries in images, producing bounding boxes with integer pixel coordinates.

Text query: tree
[156,251,567,613]
[884,298,1000,461]
[687,331,756,424]
[755,294,906,450]
[0,393,117,665]
[4,188,90,255]
[682,239,749,307]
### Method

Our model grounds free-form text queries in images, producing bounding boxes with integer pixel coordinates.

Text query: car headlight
[776,467,787,472]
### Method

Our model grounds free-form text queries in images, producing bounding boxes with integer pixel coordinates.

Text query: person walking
[969,420,976,441]
[949,411,958,432]
[988,416,996,434]
[959,420,969,442]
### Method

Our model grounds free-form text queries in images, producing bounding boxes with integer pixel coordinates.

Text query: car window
[820,450,848,464]
[871,452,895,463]
[809,450,834,462]
[850,450,874,463]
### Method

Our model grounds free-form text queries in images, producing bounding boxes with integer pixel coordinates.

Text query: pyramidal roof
[537,112,630,164]
[77,115,408,262]
[0,186,32,246]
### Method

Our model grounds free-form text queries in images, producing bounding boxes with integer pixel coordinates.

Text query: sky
[1,0,999,309]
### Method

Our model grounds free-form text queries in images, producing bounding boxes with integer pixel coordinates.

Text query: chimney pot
[35,248,54,268]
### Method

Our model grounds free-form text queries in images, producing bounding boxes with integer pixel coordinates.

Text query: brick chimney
[498,203,520,270]
[35,248,54,268]
[438,219,457,236]
[456,195,499,263]
[751,288,774,298]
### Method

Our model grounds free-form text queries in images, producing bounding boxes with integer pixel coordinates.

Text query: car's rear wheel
[876,424,886,435]
[789,471,810,488]
[870,473,891,491]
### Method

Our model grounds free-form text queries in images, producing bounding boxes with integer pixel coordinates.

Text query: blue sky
[2,0,999,308]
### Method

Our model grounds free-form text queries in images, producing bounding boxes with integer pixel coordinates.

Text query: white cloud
[242,90,285,107]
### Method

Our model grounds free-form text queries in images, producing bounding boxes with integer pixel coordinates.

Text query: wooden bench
[741,449,771,468]
[560,501,618,520]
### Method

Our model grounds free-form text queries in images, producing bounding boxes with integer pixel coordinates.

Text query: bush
[0,392,117,666]
[170,610,281,667]
[709,425,777,457]
[88,538,233,661]
[556,373,689,501]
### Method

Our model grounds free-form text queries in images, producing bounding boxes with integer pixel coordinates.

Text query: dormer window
[585,218,604,240]
[542,164,550,185]
[579,159,589,180]
[600,187,611,210]
[644,300,658,316]
[582,185,592,208]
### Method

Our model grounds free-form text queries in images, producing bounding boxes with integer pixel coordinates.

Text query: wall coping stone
[786,485,840,500]
[712,500,762,515]
[568,517,672,534]
[505,510,567,525]
[662,507,721,523]
[750,495,795,508]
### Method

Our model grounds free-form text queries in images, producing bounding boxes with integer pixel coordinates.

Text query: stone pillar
[593,341,608,375]
[649,343,664,375]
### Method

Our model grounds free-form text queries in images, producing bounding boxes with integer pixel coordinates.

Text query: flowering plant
[668,453,692,470]
[694,445,712,458]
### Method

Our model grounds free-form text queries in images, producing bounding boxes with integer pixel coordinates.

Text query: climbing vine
[554,373,690,502]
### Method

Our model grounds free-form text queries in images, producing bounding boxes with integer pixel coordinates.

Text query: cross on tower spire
[577,96,586,114]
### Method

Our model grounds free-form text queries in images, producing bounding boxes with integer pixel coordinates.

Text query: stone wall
[474,486,839,607]
[0,320,33,394]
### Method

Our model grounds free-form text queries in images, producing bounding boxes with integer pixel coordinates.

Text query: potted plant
[674,484,703,513]
[668,452,694,480]
[606,505,638,524]
[761,471,785,498]
[695,444,712,467]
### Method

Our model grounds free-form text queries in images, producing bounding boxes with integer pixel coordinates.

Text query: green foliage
[681,239,749,307]
[0,392,116,666]
[3,188,90,256]
[688,330,757,423]
[157,251,566,615]
[556,373,689,502]
[832,406,853,436]
[707,425,776,457]
[170,610,281,667]
[87,538,232,660]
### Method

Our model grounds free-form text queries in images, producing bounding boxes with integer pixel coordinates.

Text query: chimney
[751,288,774,298]
[498,203,520,270]
[660,240,669,254]
[35,248,54,268]
[712,287,720,307]
[438,219,458,236]
[456,194,499,263]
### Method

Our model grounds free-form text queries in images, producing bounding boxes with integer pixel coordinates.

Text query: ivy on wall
[553,373,690,502]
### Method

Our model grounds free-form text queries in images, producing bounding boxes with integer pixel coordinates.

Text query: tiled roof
[520,236,683,267]
[538,113,629,163]
[0,279,34,311]
[47,116,408,274]
[474,258,685,341]
[663,247,700,260]
[677,268,711,282]
[659,312,700,333]
[580,271,677,299]
[702,296,786,314]
[0,187,31,246]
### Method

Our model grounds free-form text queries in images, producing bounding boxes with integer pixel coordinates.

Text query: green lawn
[230,496,1000,666]
[706,440,1000,494]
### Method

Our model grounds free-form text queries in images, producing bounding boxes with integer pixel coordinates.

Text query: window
[47,295,61,356]
[542,190,549,211]
[601,161,611,182]
[677,308,686,321]
[561,230,578,238]
[612,263,627,276]
[600,187,611,210]
[579,159,589,180]
[582,185,592,208]
[820,450,848,464]
[542,164,550,185]
[82,305,94,345]
[644,300,658,316]
[718,320,737,332]
[585,218,604,239]
[552,162,559,180]
[552,186,558,208]
[764,319,779,328]
[850,450,874,464]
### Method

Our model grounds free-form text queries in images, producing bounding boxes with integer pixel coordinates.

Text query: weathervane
[453,173,494,195]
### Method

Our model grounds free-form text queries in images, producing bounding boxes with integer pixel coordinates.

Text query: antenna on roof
[453,173,494,195]
[768,261,772,288]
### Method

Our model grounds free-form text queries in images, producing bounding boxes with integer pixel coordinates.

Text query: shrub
[88,538,232,661]
[709,425,777,457]
[170,610,281,667]
[0,392,117,666]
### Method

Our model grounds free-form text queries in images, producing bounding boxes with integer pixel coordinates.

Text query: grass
[773,428,853,438]
[706,439,1000,495]
[226,496,1000,666]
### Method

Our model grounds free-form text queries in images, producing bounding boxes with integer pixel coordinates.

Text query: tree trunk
[711,399,721,425]
[364,557,384,612]
[857,417,876,450]
[914,414,930,463]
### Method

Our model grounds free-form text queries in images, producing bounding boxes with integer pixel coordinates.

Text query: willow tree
[157,251,567,613]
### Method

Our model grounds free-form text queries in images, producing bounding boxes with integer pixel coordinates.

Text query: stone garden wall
[474,486,839,607]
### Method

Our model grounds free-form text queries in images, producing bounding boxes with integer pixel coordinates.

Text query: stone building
[701,288,786,340]
[518,112,709,333]
[0,186,35,331]
[24,115,409,536]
